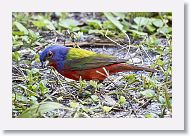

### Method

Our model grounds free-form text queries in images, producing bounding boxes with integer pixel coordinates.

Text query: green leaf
[145,113,157,118]
[134,17,151,26]
[12,31,25,36]
[32,20,55,30]
[87,19,102,29]
[29,96,38,105]
[164,87,172,109]
[158,26,172,35]
[102,106,113,113]
[31,68,40,74]
[32,84,37,90]
[32,21,46,28]
[88,29,104,35]
[28,29,40,42]
[34,54,40,63]
[91,95,99,102]
[18,102,63,118]
[44,20,55,30]
[146,35,159,46]
[39,80,48,95]
[70,27,80,32]
[157,59,164,66]
[70,101,79,108]
[140,89,156,98]
[146,24,156,32]
[128,29,148,36]
[12,93,28,102]
[130,25,139,30]
[118,96,126,105]
[104,12,125,33]
[159,96,165,104]
[112,12,126,19]
[12,51,21,62]
[89,80,102,89]
[124,74,137,85]
[102,21,117,30]
[59,19,79,29]
[14,22,28,35]
[151,18,163,28]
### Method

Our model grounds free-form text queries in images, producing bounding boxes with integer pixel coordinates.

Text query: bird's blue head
[39,45,69,70]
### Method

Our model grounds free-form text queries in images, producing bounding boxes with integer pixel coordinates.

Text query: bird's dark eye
[47,51,53,58]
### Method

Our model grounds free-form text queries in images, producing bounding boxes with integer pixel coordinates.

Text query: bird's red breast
[59,63,156,81]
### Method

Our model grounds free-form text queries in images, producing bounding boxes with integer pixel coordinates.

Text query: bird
[39,45,156,81]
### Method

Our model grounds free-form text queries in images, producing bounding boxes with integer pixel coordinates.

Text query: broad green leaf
[102,21,117,30]
[32,20,55,30]
[44,20,55,30]
[112,12,126,19]
[12,31,25,36]
[12,51,21,62]
[167,16,172,21]
[151,18,163,28]
[146,35,159,45]
[28,29,40,42]
[14,22,28,35]
[32,21,46,28]
[29,96,38,105]
[87,20,102,29]
[59,19,79,29]
[146,24,156,32]
[18,102,63,118]
[130,25,139,30]
[121,20,131,31]
[140,89,156,98]
[104,12,125,33]
[134,17,151,26]
[70,27,80,32]
[12,93,28,102]
[158,26,172,35]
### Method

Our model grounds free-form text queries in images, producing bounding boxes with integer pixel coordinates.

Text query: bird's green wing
[64,47,126,70]
[64,55,126,70]
[66,47,97,60]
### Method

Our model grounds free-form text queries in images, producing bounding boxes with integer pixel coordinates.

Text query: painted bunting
[39,45,156,81]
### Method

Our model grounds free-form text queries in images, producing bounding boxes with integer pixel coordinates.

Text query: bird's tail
[123,64,157,73]
[108,63,157,73]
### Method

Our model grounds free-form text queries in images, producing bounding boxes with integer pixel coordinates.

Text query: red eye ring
[48,51,53,57]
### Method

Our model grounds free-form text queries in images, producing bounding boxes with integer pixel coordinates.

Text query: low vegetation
[12,12,172,118]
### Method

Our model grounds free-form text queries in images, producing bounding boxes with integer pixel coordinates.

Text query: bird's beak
[41,60,49,68]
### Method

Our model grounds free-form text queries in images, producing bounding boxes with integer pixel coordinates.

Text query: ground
[12,12,172,118]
